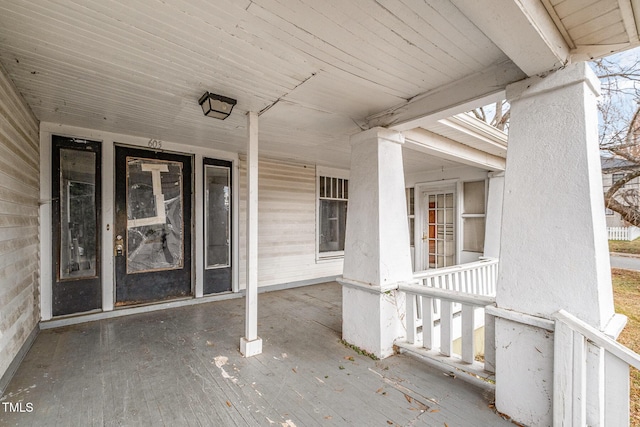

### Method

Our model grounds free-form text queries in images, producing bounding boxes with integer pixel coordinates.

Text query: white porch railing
[397,258,499,380]
[413,257,498,296]
[607,226,640,241]
[553,309,640,426]
[398,264,640,425]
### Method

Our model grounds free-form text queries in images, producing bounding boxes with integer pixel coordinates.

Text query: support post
[338,127,413,359]
[495,63,616,426]
[240,111,262,357]
[483,171,504,259]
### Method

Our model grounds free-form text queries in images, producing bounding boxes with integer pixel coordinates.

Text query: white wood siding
[0,63,39,380]
[238,157,342,288]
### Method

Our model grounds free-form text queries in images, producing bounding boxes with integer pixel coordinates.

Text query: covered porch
[2,0,640,425]
[0,282,513,426]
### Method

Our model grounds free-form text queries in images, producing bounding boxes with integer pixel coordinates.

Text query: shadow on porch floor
[1,282,512,426]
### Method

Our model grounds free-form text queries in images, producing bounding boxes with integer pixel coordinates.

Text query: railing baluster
[406,294,416,345]
[573,333,587,425]
[604,351,631,426]
[554,320,574,426]
[586,344,605,426]
[440,301,453,357]
[484,311,496,373]
[461,304,475,364]
[423,297,434,350]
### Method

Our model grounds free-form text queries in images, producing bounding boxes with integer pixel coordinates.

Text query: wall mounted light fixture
[198,92,237,120]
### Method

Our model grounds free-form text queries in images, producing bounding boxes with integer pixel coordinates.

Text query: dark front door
[52,135,101,316]
[114,146,193,306]
[203,158,232,294]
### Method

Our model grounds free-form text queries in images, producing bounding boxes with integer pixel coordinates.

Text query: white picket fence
[607,226,640,241]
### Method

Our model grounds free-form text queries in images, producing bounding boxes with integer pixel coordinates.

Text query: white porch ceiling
[0,0,638,173]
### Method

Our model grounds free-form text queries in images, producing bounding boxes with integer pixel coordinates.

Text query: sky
[595,45,640,149]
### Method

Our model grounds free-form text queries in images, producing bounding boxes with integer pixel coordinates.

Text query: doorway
[203,158,233,294]
[52,135,101,316]
[114,146,193,306]
[421,189,456,269]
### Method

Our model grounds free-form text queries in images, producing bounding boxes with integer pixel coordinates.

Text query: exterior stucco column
[496,62,617,426]
[338,127,413,359]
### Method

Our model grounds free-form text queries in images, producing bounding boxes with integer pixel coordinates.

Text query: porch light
[198,92,237,120]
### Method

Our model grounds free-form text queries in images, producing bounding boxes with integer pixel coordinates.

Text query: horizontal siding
[0,62,39,383]
[238,156,342,288]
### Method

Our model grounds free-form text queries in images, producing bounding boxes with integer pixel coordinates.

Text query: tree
[595,51,640,226]
[471,49,640,226]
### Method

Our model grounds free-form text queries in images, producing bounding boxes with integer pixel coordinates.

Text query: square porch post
[240,111,262,357]
[496,62,619,426]
[338,127,413,359]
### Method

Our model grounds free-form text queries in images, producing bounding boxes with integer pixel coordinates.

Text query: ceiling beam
[366,60,526,131]
[451,0,571,76]
[403,128,506,172]
[620,0,640,44]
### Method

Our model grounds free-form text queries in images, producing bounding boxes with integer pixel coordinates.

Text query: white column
[495,63,616,426]
[483,171,504,259]
[240,111,262,357]
[339,127,413,359]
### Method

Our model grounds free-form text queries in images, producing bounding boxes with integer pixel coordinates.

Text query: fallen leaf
[344,356,354,361]
[376,387,383,394]
[324,416,332,420]
[292,368,297,373]
[386,421,393,425]
[226,401,232,407]
[430,409,440,413]
[416,402,429,411]
[404,394,413,404]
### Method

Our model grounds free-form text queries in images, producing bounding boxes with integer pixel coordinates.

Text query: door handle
[114,235,124,257]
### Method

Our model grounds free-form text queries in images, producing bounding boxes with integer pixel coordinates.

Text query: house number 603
[148,139,162,149]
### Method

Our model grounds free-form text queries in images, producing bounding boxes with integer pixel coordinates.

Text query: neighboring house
[0,1,639,426]
[602,156,640,227]
[602,106,640,228]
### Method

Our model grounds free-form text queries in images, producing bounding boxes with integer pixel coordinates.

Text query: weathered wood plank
[2,283,512,426]
[0,61,39,386]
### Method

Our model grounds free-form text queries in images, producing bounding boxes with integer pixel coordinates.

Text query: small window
[318,176,348,258]
[461,181,486,253]
[612,173,626,187]
[406,188,415,247]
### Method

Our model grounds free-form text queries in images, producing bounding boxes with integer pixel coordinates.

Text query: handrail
[413,257,498,279]
[554,309,640,370]
[399,282,495,306]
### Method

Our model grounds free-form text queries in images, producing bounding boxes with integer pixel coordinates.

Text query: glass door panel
[423,191,455,269]
[203,158,233,294]
[52,136,101,316]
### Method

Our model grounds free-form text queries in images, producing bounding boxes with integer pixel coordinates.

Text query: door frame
[113,144,194,306]
[40,125,240,321]
[51,135,102,316]
[414,179,459,271]
[202,157,234,295]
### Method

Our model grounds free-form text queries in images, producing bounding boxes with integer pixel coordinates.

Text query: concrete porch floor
[1,282,513,426]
